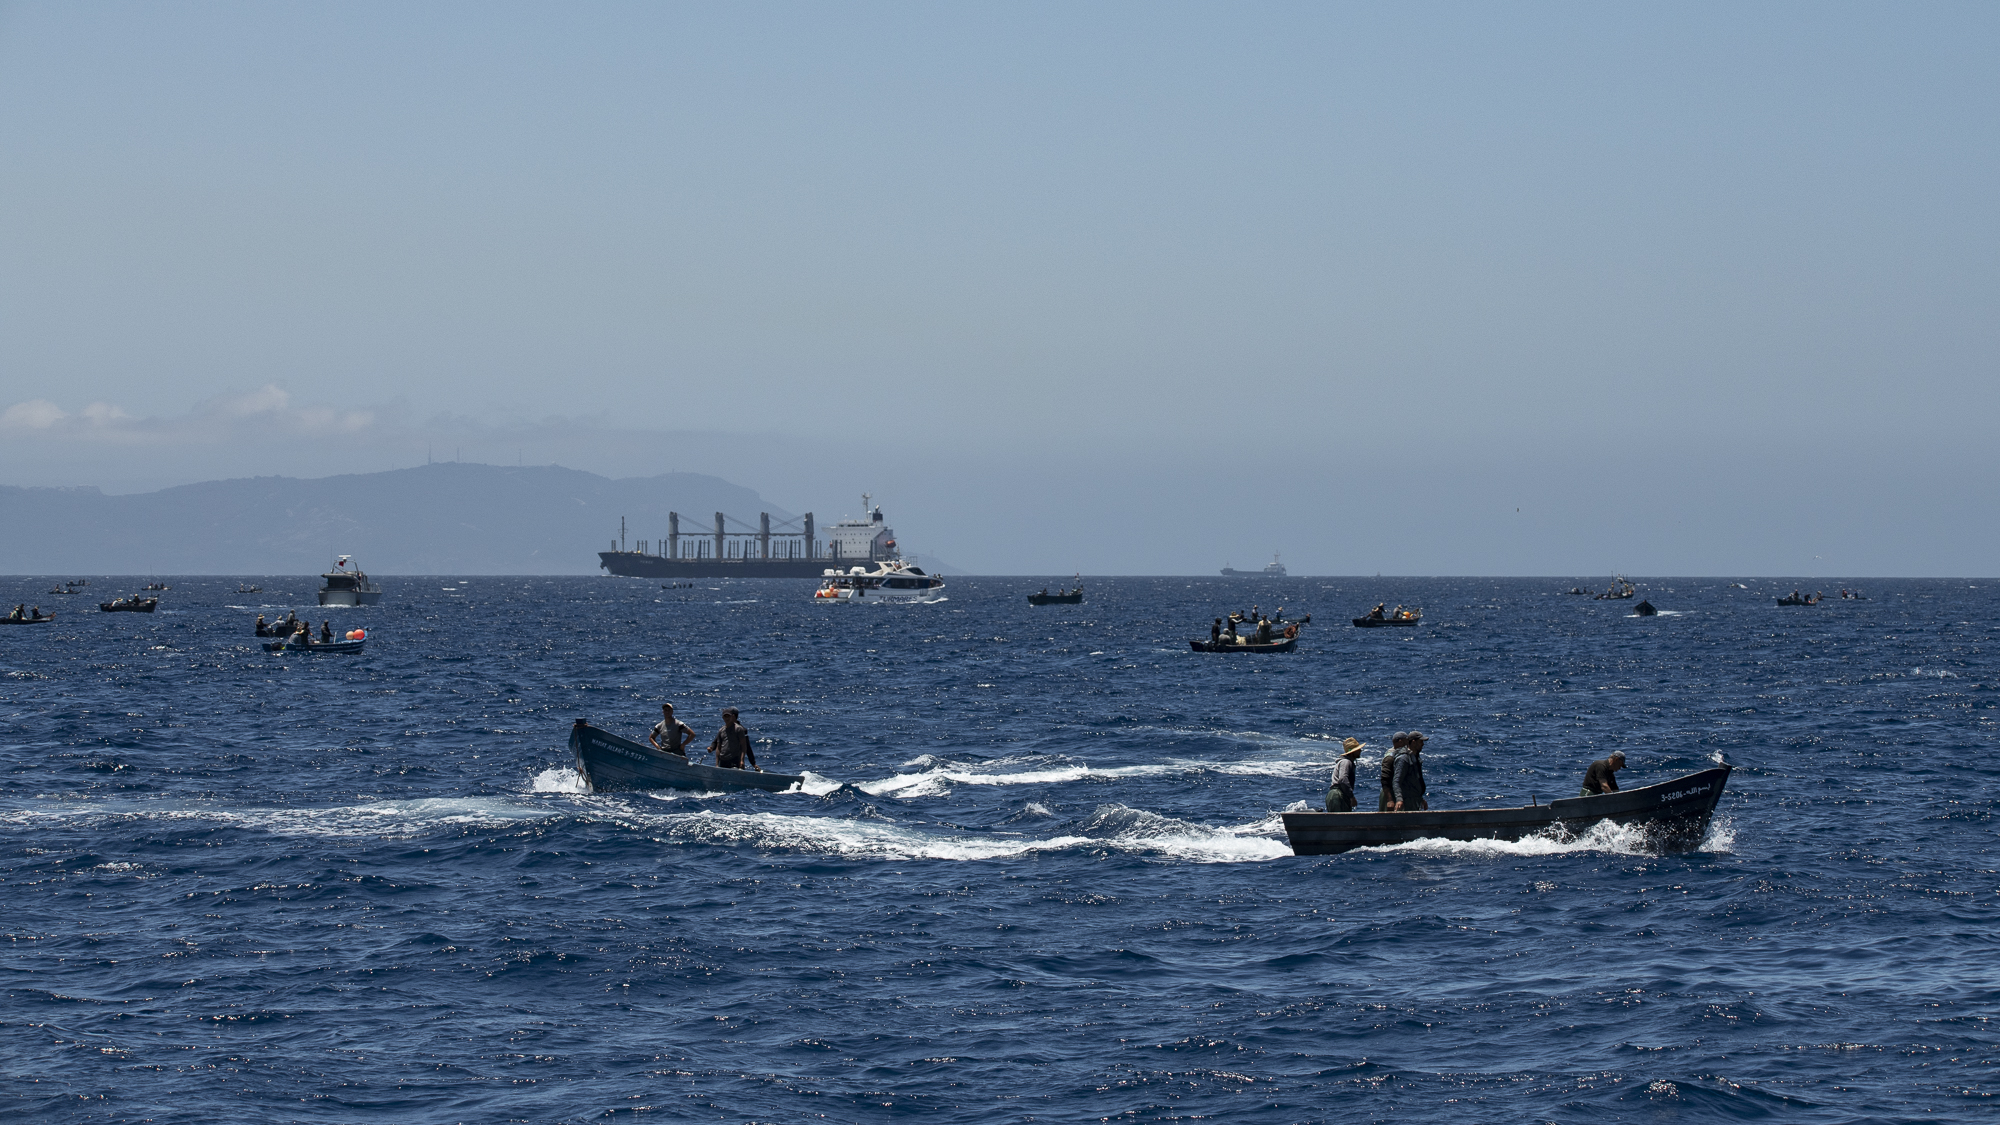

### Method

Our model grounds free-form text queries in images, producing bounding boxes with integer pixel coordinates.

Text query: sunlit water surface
[1,576,1994,1123]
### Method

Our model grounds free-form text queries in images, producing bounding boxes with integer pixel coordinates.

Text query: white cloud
[2,399,68,428]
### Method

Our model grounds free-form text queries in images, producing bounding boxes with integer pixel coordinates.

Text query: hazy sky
[2,3,1996,574]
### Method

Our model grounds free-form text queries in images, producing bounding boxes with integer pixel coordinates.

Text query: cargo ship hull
[599,552,831,579]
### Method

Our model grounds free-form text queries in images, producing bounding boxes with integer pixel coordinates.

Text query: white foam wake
[1348,815,1735,858]
[858,755,1325,797]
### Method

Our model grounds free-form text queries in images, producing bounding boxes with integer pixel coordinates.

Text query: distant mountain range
[0,463,800,575]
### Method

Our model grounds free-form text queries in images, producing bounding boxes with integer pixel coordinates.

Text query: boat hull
[99,600,157,613]
[1281,766,1731,855]
[1190,636,1296,653]
[0,616,55,625]
[601,553,830,579]
[1027,593,1083,605]
[1352,617,1420,628]
[569,722,804,794]
[262,639,366,653]
[318,589,383,606]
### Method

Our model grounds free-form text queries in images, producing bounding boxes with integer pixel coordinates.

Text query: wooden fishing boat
[569,720,805,794]
[1027,589,1083,605]
[1352,614,1420,628]
[0,614,55,625]
[1190,634,1297,653]
[1777,593,1821,606]
[1281,765,1731,855]
[262,638,366,653]
[99,598,157,613]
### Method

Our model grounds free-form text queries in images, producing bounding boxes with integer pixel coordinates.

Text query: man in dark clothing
[709,708,760,771]
[1211,619,1223,646]
[649,703,696,757]
[1325,738,1363,811]
[320,620,333,644]
[1581,751,1625,796]
[1392,731,1429,811]
[1255,617,1274,643]
[1378,732,1407,811]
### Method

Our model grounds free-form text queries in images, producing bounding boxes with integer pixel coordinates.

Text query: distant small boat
[46,587,72,595]
[65,580,88,589]
[1028,579,1083,606]
[1635,600,1658,616]
[1184,620,1296,656]
[1281,766,1732,855]
[0,613,55,625]
[1353,611,1421,628]
[1595,579,1636,600]
[99,597,157,613]
[1777,592,1821,606]
[142,583,170,591]
[236,584,261,594]
[569,719,804,794]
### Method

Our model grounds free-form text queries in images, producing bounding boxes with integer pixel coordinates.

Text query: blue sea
[1,575,1994,1123]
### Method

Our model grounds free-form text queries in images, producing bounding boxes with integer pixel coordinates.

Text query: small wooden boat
[1352,614,1420,628]
[143,583,170,591]
[569,720,805,794]
[237,584,262,594]
[1594,584,1636,600]
[46,587,73,595]
[0,614,55,625]
[1027,588,1083,605]
[1190,634,1297,653]
[1282,766,1731,855]
[262,638,366,653]
[1635,600,1658,616]
[99,597,158,613]
[1776,593,1821,606]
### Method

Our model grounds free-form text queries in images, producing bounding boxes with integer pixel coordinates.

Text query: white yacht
[813,559,946,602]
[811,496,944,602]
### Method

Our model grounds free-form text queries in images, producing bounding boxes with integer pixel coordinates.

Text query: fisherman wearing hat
[1392,731,1429,811]
[1378,732,1409,811]
[1324,738,1364,811]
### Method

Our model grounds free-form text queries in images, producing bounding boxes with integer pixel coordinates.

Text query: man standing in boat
[650,703,697,758]
[1325,738,1363,811]
[1581,751,1625,796]
[1378,732,1407,811]
[1392,731,1429,811]
[709,708,760,771]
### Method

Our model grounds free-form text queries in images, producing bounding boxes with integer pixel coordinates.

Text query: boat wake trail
[859,753,1322,797]
[1349,814,1736,858]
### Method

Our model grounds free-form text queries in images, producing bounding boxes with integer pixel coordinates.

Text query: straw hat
[1340,737,1363,757]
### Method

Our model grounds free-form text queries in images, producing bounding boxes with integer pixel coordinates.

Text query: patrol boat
[318,556,383,606]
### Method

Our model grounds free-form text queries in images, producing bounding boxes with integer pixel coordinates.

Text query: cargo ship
[598,496,904,579]
[1221,554,1288,578]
